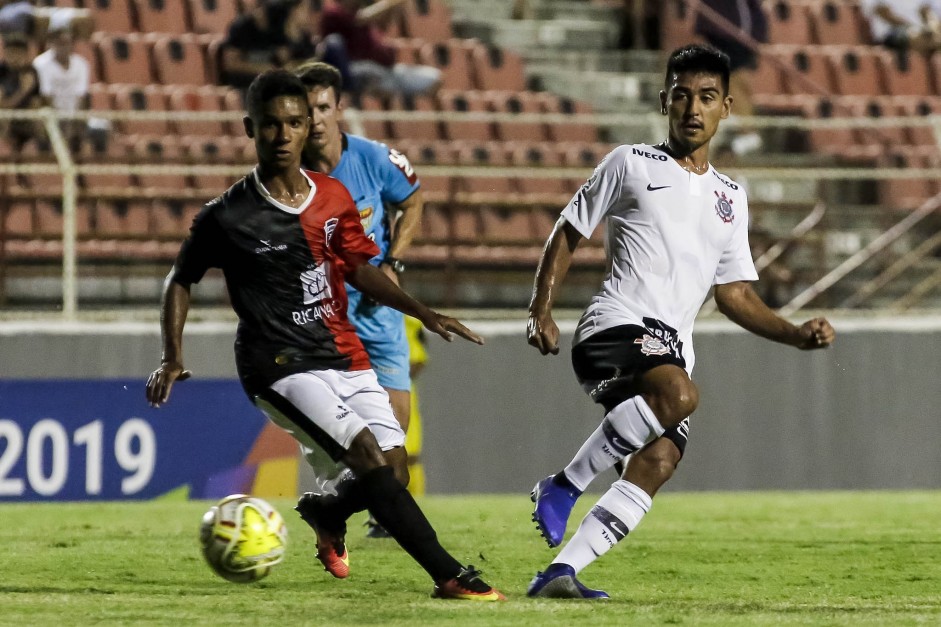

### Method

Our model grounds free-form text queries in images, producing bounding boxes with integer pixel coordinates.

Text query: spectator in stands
[32,25,89,152]
[220,0,350,95]
[0,33,42,153]
[862,0,941,55]
[694,0,767,156]
[0,1,93,42]
[320,0,441,99]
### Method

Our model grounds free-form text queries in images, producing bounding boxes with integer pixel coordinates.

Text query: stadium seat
[809,1,871,45]
[828,46,885,95]
[88,82,113,115]
[562,142,610,168]
[438,90,494,141]
[86,0,136,34]
[416,174,453,203]
[471,45,526,92]
[878,148,940,209]
[112,84,170,135]
[182,135,241,194]
[543,94,599,143]
[487,91,549,142]
[387,94,441,141]
[479,206,534,244]
[94,199,153,238]
[415,202,450,242]
[394,139,457,165]
[168,85,227,136]
[150,34,210,86]
[766,0,814,45]
[450,206,482,243]
[454,140,511,166]
[131,135,191,197]
[79,138,135,196]
[877,49,934,96]
[893,96,941,146]
[511,143,570,204]
[152,199,202,239]
[189,0,241,35]
[751,50,787,98]
[3,200,34,237]
[778,45,836,95]
[401,0,453,42]
[800,97,857,157]
[34,199,93,239]
[134,0,191,33]
[392,38,423,65]
[418,40,475,91]
[93,33,154,85]
[454,174,517,205]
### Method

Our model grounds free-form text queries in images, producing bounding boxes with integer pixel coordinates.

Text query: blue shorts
[348,290,410,391]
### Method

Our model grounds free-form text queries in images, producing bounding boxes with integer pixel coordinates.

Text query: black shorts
[572,321,691,456]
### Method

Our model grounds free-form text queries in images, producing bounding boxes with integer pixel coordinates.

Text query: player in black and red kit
[145,70,504,601]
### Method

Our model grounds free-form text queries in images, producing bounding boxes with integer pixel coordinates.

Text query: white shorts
[253,369,405,486]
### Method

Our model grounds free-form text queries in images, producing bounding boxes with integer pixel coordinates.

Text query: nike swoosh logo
[647,184,670,191]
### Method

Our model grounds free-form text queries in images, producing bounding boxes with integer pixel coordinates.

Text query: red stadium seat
[778,45,836,95]
[659,0,698,54]
[766,0,814,45]
[879,49,935,96]
[543,94,599,143]
[454,140,511,166]
[150,34,210,86]
[827,46,885,95]
[387,94,441,141]
[131,135,191,197]
[416,174,453,203]
[3,200,34,237]
[392,37,423,65]
[152,199,202,239]
[112,84,170,135]
[34,199,93,239]
[182,135,241,194]
[79,138,135,196]
[94,199,153,238]
[168,85,227,136]
[450,206,481,243]
[800,97,856,157]
[401,0,453,42]
[454,174,516,205]
[438,89,494,141]
[394,139,457,165]
[134,0,191,34]
[93,33,154,85]
[479,206,533,244]
[415,202,450,242]
[86,0,135,34]
[418,40,474,91]
[471,45,526,92]
[189,0,241,35]
[809,1,871,45]
[487,91,549,142]
[893,96,941,146]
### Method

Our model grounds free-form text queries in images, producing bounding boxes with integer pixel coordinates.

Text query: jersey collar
[251,168,317,215]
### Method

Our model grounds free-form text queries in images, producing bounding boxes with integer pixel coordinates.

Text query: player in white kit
[526,44,836,599]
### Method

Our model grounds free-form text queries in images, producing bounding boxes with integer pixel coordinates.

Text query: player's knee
[645,375,698,427]
[343,429,388,475]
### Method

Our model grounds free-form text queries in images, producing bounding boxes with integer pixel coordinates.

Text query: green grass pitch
[2,491,940,625]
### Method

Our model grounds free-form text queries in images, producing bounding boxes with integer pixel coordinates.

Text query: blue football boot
[531,474,581,548]
[527,563,609,599]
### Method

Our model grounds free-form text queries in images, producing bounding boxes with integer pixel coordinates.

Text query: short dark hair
[665,44,731,95]
[245,70,310,119]
[294,61,343,103]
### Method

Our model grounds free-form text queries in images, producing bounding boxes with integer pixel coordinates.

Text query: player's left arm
[347,263,483,345]
[713,281,835,350]
[381,188,424,285]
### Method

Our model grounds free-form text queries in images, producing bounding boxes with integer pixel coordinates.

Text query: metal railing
[1,107,940,317]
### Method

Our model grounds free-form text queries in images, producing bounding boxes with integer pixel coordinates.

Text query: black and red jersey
[173,168,379,395]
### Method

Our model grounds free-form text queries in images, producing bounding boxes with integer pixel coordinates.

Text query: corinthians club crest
[714,190,734,224]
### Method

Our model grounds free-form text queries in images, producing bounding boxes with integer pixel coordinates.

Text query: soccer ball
[199,494,288,583]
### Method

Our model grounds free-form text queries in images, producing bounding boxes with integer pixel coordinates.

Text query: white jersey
[563,143,758,373]
[32,49,89,112]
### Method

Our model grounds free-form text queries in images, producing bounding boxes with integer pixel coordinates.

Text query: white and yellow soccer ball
[199,494,288,583]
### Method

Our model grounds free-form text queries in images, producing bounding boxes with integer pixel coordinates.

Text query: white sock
[552,480,652,574]
[562,396,664,492]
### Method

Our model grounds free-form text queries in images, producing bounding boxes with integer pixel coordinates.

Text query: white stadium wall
[1,317,939,495]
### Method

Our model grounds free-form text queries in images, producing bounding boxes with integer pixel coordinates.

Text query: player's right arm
[146,272,193,407]
[527,218,583,355]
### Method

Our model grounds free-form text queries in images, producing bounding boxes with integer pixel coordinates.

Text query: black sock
[359,466,463,582]
[553,470,577,490]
